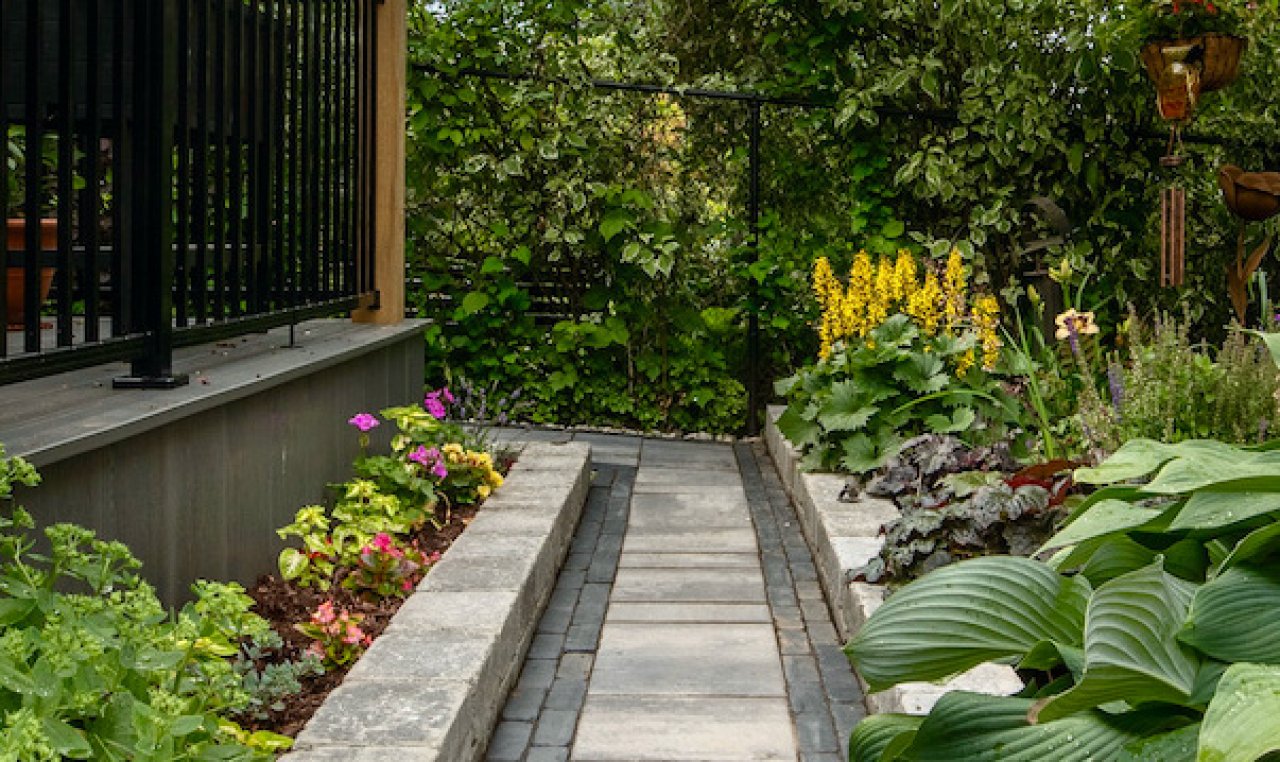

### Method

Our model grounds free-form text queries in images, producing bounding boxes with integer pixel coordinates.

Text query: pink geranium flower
[348,412,380,432]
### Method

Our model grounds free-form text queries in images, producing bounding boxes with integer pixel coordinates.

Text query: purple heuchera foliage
[348,412,379,432]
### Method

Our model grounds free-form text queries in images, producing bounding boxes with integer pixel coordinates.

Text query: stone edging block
[283,441,592,761]
[764,406,1022,716]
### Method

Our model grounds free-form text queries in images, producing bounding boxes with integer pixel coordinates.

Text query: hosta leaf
[848,714,922,762]
[1034,562,1199,723]
[1144,451,1280,495]
[1244,329,1280,370]
[1077,536,1158,586]
[1115,723,1199,762]
[1180,565,1280,663]
[846,556,1089,692]
[898,692,1168,762]
[1074,440,1244,486]
[1199,663,1280,762]
[1168,491,1280,531]
[1216,521,1280,572]
[1040,499,1166,552]
[1059,485,1151,528]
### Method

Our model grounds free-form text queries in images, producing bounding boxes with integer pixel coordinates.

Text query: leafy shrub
[845,438,1280,761]
[850,435,1072,586]
[294,602,371,669]
[1077,311,1280,452]
[0,445,291,760]
[278,400,505,589]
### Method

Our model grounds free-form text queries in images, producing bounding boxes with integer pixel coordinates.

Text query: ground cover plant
[844,438,1280,761]
[850,435,1075,586]
[776,249,1022,473]
[0,445,291,761]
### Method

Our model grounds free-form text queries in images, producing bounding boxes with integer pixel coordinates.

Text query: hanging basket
[1141,33,1246,95]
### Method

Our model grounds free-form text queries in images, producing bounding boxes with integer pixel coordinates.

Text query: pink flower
[441,388,455,404]
[313,601,337,625]
[342,624,365,645]
[424,395,446,419]
[432,461,448,480]
[401,579,414,592]
[348,413,379,432]
[308,642,325,659]
[372,532,394,553]
[408,445,431,466]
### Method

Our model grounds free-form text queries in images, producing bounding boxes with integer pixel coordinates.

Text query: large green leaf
[1034,562,1200,723]
[1144,451,1280,495]
[848,714,922,762]
[1040,499,1166,552]
[1244,329,1280,370]
[846,557,1089,692]
[1074,440,1232,485]
[1199,663,1280,762]
[1217,521,1280,572]
[817,380,879,432]
[1115,723,1199,762]
[1058,485,1152,528]
[895,692,1168,762]
[776,405,820,449]
[1077,535,1159,587]
[1180,565,1280,663]
[1169,491,1280,531]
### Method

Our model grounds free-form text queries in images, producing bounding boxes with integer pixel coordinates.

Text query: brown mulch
[239,502,481,738]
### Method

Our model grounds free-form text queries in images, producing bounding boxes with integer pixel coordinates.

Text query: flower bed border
[282,440,591,761]
[764,406,1021,715]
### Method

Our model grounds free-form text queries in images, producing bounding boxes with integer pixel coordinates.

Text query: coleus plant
[845,437,1280,761]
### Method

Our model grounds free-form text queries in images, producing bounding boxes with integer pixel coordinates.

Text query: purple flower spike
[348,413,380,432]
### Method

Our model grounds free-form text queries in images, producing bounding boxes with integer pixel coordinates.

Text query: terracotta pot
[6,218,57,328]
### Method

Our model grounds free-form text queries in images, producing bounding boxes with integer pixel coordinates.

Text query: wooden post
[353,0,406,324]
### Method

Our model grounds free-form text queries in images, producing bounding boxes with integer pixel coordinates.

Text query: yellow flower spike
[943,249,968,332]
[868,258,894,329]
[907,271,944,336]
[894,250,917,303]
[954,348,976,377]
[848,252,874,337]
[971,294,1003,371]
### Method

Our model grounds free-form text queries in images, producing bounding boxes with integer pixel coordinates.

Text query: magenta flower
[424,395,447,419]
[441,387,455,404]
[408,445,431,466]
[432,461,449,480]
[348,413,380,432]
[372,533,394,553]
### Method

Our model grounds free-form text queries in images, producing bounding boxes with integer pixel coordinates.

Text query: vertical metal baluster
[0,5,8,355]
[193,0,211,323]
[320,0,333,298]
[174,0,190,327]
[288,0,301,310]
[55,0,75,346]
[303,0,317,301]
[82,0,102,342]
[112,0,129,335]
[270,0,285,313]
[23,0,44,353]
[244,0,260,314]
[366,0,377,296]
[228,0,243,317]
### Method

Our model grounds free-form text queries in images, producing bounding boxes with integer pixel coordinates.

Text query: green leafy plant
[776,314,1022,473]
[852,435,1072,585]
[341,532,439,600]
[231,631,324,723]
[845,437,1280,761]
[1077,310,1280,453]
[0,444,289,760]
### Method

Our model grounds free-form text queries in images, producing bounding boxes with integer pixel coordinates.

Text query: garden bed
[764,406,1022,714]
[282,440,591,761]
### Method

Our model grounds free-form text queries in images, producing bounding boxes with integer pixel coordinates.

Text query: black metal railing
[0,0,378,386]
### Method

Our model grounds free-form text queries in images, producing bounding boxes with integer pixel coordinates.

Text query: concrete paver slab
[622,528,758,554]
[606,602,772,623]
[610,567,766,603]
[571,696,797,760]
[618,552,759,569]
[590,622,784,696]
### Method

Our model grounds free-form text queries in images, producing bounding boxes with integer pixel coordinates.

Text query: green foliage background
[405,0,1280,433]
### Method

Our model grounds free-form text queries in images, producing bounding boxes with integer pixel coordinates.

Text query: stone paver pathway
[485,431,865,762]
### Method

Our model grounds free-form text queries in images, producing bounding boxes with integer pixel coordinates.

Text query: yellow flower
[487,471,504,488]
[477,484,491,499]
[893,250,917,303]
[971,294,1002,371]
[813,256,845,359]
[848,252,874,337]
[868,258,895,329]
[442,443,464,456]
[1054,309,1099,341]
[907,271,944,336]
[954,348,976,377]
[943,249,968,332]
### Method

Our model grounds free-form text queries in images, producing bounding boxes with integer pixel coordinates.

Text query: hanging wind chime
[1140,31,1246,287]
